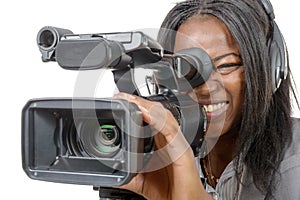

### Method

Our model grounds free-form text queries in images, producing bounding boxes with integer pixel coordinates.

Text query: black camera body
[22,26,212,188]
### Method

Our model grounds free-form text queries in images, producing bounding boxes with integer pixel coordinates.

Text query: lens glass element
[67,119,121,158]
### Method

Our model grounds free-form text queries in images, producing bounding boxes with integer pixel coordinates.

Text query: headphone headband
[260,0,275,20]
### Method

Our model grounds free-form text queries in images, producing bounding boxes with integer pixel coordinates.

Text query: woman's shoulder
[279,117,300,172]
[271,118,300,198]
[289,117,300,153]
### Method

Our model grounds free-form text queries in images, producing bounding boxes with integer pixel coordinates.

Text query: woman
[115,0,300,199]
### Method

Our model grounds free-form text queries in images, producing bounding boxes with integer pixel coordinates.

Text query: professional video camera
[22,26,213,199]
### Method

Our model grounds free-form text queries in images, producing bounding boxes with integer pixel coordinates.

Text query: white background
[0,0,299,199]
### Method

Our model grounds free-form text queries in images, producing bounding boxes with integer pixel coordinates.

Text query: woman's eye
[215,62,243,75]
[217,63,242,69]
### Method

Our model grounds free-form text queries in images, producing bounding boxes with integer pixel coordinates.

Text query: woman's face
[174,15,245,138]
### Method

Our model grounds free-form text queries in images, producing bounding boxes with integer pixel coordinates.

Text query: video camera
[22,26,212,190]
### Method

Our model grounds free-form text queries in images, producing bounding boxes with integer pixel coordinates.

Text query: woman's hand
[114,93,212,200]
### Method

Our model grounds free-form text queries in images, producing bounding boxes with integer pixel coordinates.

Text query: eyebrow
[212,53,241,62]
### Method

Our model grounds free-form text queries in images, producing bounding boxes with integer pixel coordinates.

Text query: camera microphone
[37,26,132,70]
[36,26,163,70]
[37,26,73,62]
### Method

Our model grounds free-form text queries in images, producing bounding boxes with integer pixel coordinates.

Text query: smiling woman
[1,0,298,200]
[116,0,300,199]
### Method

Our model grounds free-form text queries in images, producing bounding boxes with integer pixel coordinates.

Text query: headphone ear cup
[268,22,288,93]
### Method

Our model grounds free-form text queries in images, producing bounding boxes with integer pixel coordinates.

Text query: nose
[192,70,223,98]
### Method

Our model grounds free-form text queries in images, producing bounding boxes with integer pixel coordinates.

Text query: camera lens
[66,119,121,158]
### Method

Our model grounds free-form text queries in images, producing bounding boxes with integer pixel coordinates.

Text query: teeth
[203,102,227,112]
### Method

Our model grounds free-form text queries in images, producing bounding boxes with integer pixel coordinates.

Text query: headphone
[260,0,288,93]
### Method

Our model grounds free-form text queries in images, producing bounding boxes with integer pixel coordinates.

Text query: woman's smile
[202,101,229,119]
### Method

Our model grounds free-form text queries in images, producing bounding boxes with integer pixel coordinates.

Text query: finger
[113,92,137,101]
[114,93,173,131]
[113,92,153,124]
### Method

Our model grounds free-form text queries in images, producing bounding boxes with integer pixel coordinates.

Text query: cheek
[197,71,245,139]
[225,71,245,112]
